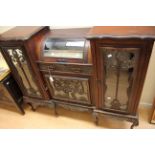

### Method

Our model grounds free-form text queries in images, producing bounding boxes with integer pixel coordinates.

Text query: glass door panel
[100,47,139,112]
[6,48,41,98]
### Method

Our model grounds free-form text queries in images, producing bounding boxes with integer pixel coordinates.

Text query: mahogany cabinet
[37,28,95,113]
[87,26,155,128]
[0,27,50,108]
[1,26,155,128]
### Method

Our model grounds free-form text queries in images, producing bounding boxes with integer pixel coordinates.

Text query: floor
[0,103,154,129]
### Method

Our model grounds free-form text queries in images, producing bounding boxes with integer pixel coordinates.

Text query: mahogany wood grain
[1,26,155,128]
[49,28,91,38]
[0,26,47,41]
[87,26,155,39]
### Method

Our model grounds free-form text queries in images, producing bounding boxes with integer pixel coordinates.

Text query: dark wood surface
[1,26,155,128]
[87,26,155,39]
[0,26,48,41]
[2,26,155,40]
[49,28,91,38]
[24,26,50,99]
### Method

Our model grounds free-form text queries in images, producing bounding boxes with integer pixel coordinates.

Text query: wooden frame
[1,26,155,128]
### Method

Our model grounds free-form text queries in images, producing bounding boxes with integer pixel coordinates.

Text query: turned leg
[93,112,99,126]
[130,119,139,129]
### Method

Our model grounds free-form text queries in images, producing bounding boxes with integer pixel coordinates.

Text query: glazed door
[44,74,91,105]
[96,43,141,114]
[1,47,42,98]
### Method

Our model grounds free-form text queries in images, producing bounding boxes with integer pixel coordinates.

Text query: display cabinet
[87,26,155,128]
[37,28,95,113]
[1,26,155,128]
[0,27,50,108]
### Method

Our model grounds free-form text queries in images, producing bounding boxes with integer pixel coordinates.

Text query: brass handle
[49,75,54,83]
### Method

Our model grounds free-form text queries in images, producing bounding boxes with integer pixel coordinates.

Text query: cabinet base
[93,109,139,129]
[23,96,139,129]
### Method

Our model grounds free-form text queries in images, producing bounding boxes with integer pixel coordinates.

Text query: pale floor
[0,103,155,129]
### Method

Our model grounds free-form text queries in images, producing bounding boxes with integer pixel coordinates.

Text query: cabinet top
[1,26,155,41]
[41,28,91,63]
[48,28,90,38]
[0,26,48,41]
[87,26,155,40]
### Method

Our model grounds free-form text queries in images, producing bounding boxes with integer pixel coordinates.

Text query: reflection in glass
[43,39,85,59]
[7,48,41,97]
[0,50,9,75]
[100,47,139,111]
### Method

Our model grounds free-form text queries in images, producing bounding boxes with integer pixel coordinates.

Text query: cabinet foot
[93,112,99,126]
[54,104,58,116]
[27,103,36,111]
[130,119,139,129]
[19,107,25,115]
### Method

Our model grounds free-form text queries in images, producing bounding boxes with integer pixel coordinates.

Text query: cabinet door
[2,47,42,98]
[97,46,140,113]
[44,74,91,105]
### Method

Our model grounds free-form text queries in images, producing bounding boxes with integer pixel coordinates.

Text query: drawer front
[44,74,91,105]
[38,63,93,75]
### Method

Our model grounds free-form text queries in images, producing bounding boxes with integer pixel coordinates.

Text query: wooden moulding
[150,98,155,124]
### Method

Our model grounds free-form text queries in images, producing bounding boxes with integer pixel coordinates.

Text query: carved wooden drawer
[38,63,93,75]
[44,74,91,105]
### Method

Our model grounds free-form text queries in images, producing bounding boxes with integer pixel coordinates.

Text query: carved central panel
[46,75,91,105]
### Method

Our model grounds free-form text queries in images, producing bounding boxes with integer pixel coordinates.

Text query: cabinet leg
[93,112,99,126]
[27,103,36,111]
[54,103,58,116]
[19,106,25,115]
[130,119,139,129]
